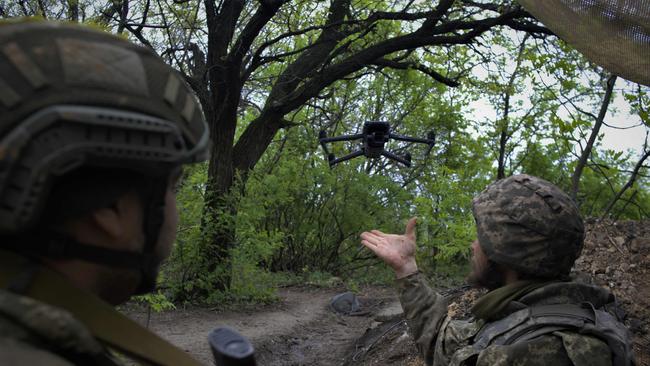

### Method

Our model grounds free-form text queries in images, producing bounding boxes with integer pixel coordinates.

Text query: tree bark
[199,0,285,291]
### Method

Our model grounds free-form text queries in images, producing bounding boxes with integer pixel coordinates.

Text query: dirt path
[123,286,401,365]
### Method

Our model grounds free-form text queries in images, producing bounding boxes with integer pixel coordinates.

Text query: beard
[466,258,506,291]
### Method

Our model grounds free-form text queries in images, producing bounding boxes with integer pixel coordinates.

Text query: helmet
[0,21,209,292]
[471,174,584,278]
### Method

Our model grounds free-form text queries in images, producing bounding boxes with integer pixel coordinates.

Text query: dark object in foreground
[319,121,435,167]
[209,327,256,366]
[330,292,362,315]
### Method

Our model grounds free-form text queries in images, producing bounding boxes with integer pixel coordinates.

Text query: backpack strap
[473,303,635,366]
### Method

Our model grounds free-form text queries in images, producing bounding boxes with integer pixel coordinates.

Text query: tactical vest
[473,303,635,366]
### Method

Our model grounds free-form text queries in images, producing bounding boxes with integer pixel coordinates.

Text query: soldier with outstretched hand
[0,20,210,365]
[361,174,635,366]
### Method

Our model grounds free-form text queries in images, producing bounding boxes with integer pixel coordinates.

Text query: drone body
[319,121,435,167]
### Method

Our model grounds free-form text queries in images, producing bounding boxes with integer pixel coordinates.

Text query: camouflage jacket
[0,250,204,366]
[397,272,619,366]
[0,287,123,365]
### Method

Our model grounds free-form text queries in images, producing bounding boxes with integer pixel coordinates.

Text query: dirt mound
[350,220,650,366]
[254,287,394,366]
[343,317,420,366]
[574,219,650,366]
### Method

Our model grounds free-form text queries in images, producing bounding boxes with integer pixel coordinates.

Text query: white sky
[600,95,647,154]
[466,49,647,157]
[468,92,646,157]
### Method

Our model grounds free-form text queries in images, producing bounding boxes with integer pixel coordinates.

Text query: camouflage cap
[471,174,584,278]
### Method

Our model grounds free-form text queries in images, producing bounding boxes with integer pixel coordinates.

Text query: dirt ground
[574,219,650,366]
[124,285,401,365]
[123,220,650,366]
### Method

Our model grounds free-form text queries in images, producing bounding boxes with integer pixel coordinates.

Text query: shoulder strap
[474,303,635,366]
[0,250,205,366]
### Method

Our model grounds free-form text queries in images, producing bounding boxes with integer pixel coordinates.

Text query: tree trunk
[497,93,510,179]
[67,0,79,21]
[496,34,528,180]
[571,75,616,200]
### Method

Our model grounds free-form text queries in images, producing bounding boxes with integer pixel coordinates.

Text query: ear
[90,191,141,241]
[91,205,124,241]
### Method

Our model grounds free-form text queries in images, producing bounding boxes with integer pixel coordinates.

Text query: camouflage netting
[518,0,650,86]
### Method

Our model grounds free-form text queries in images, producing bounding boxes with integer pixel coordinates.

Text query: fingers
[361,238,391,258]
[360,231,384,246]
[360,239,375,249]
[361,239,384,257]
[405,217,417,239]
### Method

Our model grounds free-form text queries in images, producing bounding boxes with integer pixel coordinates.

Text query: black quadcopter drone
[318,121,435,167]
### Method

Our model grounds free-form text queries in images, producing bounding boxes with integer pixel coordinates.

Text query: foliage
[132,291,176,312]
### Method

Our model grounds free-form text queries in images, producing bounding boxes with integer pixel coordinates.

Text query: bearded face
[466,240,506,290]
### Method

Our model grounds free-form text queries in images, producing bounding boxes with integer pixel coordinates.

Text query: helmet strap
[3,231,156,269]
[134,176,169,294]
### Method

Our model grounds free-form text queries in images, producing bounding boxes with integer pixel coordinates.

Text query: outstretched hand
[360,217,418,278]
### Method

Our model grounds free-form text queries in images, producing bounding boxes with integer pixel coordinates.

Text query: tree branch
[571,74,617,200]
[280,8,529,114]
[602,143,650,218]
[230,0,286,67]
[205,0,245,68]
[371,58,460,87]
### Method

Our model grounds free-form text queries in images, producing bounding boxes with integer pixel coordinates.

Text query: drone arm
[320,133,364,144]
[389,133,434,145]
[329,149,365,167]
[381,150,411,167]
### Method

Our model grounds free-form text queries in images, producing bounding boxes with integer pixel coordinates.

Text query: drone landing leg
[381,150,411,167]
[329,150,365,167]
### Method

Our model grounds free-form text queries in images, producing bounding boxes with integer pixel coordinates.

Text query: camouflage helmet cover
[0,20,209,233]
[471,174,584,278]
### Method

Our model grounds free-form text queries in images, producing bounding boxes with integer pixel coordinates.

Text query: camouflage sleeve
[0,339,76,366]
[476,333,612,366]
[396,272,449,366]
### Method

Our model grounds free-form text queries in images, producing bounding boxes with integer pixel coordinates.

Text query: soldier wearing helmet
[0,21,209,365]
[361,174,635,366]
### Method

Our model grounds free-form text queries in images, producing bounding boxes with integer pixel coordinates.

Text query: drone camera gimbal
[319,121,435,167]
